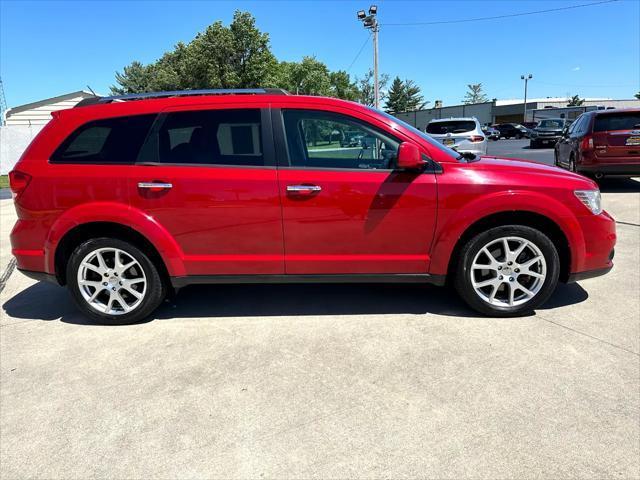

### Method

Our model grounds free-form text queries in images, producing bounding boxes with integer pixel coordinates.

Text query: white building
[1,91,96,174]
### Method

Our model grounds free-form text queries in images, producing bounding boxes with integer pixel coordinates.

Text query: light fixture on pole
[521,74,532,122]
[357,5,379,109]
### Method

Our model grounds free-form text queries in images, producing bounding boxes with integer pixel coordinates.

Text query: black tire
[67,237,166,325]
[454,225,560,317]
[530,141,537,149]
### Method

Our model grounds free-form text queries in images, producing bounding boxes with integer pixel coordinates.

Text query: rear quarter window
[51,114,156,164]
[426,121,476,134]
[594,112,640,132]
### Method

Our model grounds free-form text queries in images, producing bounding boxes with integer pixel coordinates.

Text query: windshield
[538,119,565,129]
[369,108,460,160]
[426,120,476,134]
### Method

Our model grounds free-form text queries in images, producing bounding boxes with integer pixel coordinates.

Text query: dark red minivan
[9,89,617,324]
[555,108,640,178]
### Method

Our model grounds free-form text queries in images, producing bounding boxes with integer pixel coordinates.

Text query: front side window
[281,109,400,169]
[51,114,156,164]
[145,109,263,166]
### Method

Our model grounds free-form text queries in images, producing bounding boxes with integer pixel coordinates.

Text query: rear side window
[426,121,476,134]
[51,115,156,164]
[143,109,263,166]
[594,112,640,132]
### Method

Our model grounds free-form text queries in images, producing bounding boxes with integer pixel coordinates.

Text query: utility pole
[357,5,379,109]
[520,74,532,122]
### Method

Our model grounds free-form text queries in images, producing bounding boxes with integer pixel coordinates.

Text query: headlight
[574,189,602,215]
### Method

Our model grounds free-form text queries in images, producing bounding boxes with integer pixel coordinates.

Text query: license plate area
[443,138,455,147]
[625,136,640,146]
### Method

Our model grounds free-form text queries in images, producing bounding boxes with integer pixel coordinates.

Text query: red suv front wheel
[454,225,560,316]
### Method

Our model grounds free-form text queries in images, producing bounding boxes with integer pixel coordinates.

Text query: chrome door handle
[138,182,173,189]
[286,185,321,193]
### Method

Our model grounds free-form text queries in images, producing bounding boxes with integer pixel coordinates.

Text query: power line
[346,32,371,72]
[384,0,619,26]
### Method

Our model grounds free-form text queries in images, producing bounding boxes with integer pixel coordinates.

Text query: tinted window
[282,110,400,170]
[51,114,155,163]
[145,109,263,166]
[594,112,640,132]
[426,120,476,134]
[538,119,565,129]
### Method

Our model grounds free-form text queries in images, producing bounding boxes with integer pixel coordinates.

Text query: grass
[0,175,8,189]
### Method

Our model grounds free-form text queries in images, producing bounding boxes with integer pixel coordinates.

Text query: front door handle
[138,182,173,193]
[286,185,321,194]
[138,182,172,189]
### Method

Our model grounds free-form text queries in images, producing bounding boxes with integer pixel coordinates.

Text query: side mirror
[396,142,424,170]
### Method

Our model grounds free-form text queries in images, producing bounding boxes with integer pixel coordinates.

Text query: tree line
[112,10,495,114]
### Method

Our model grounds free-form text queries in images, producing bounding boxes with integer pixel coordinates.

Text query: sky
[1,0,639,108]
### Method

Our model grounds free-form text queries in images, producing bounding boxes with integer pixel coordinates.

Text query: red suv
[9,89,616,324]
[555,108,640,179]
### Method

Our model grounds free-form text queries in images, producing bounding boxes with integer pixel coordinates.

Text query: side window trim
[135,107,276,168]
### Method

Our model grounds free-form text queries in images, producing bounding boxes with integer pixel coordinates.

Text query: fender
[428,190,586,275]
[45,202,186,276]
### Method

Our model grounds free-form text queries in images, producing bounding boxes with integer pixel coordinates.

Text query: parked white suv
[425,117,487,156]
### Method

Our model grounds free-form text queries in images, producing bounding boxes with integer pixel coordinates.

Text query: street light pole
[521,74,532,122]
[357,5,379,109]
[372,22,379,109]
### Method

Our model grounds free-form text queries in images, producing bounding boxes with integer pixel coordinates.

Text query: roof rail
[74,88,289,107]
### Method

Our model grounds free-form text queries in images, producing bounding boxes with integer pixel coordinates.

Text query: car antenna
[86,85,97,96]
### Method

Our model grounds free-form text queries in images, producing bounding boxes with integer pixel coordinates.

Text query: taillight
[469,135,485,143]
[8,170,32,198]
[580,135,594,151]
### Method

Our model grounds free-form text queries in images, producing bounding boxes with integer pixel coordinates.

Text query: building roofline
[6,90,97,117]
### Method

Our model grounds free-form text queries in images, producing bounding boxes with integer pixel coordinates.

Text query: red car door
[128,104,284,275]
[274,106,438,274]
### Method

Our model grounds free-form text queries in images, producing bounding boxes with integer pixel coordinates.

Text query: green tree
[111,11,278,94]
[404,79,427,111]
[384,77,428,113]
[329,70,360,101]
[356,69,390,107]
[385,77,407,113]
[634,91,640,100]
[567,94,585,106]
[275,57,331,96]
[462,83,489,104]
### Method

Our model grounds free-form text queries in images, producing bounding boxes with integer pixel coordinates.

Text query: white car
[425,117,488,156]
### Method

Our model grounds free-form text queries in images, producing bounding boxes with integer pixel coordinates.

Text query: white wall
[0,125,44,174]
[5,93,92,126]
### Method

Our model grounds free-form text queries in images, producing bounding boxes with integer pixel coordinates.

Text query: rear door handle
[138,182,172,190]
[286,185,321,194]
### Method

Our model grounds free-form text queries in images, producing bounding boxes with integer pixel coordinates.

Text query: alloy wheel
[77,247,147,315]
[470,236,547,307]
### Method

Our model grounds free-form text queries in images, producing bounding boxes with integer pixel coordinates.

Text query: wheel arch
[54,222,172,287]
[443,210,573,284]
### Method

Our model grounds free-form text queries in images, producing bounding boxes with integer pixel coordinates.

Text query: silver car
[425,117,488,156]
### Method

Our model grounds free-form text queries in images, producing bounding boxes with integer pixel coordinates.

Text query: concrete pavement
[0,172,639,478]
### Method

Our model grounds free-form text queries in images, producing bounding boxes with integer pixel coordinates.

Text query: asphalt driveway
[1,165,639,478]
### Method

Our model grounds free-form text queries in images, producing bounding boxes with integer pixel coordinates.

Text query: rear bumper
[579,162,640,176]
